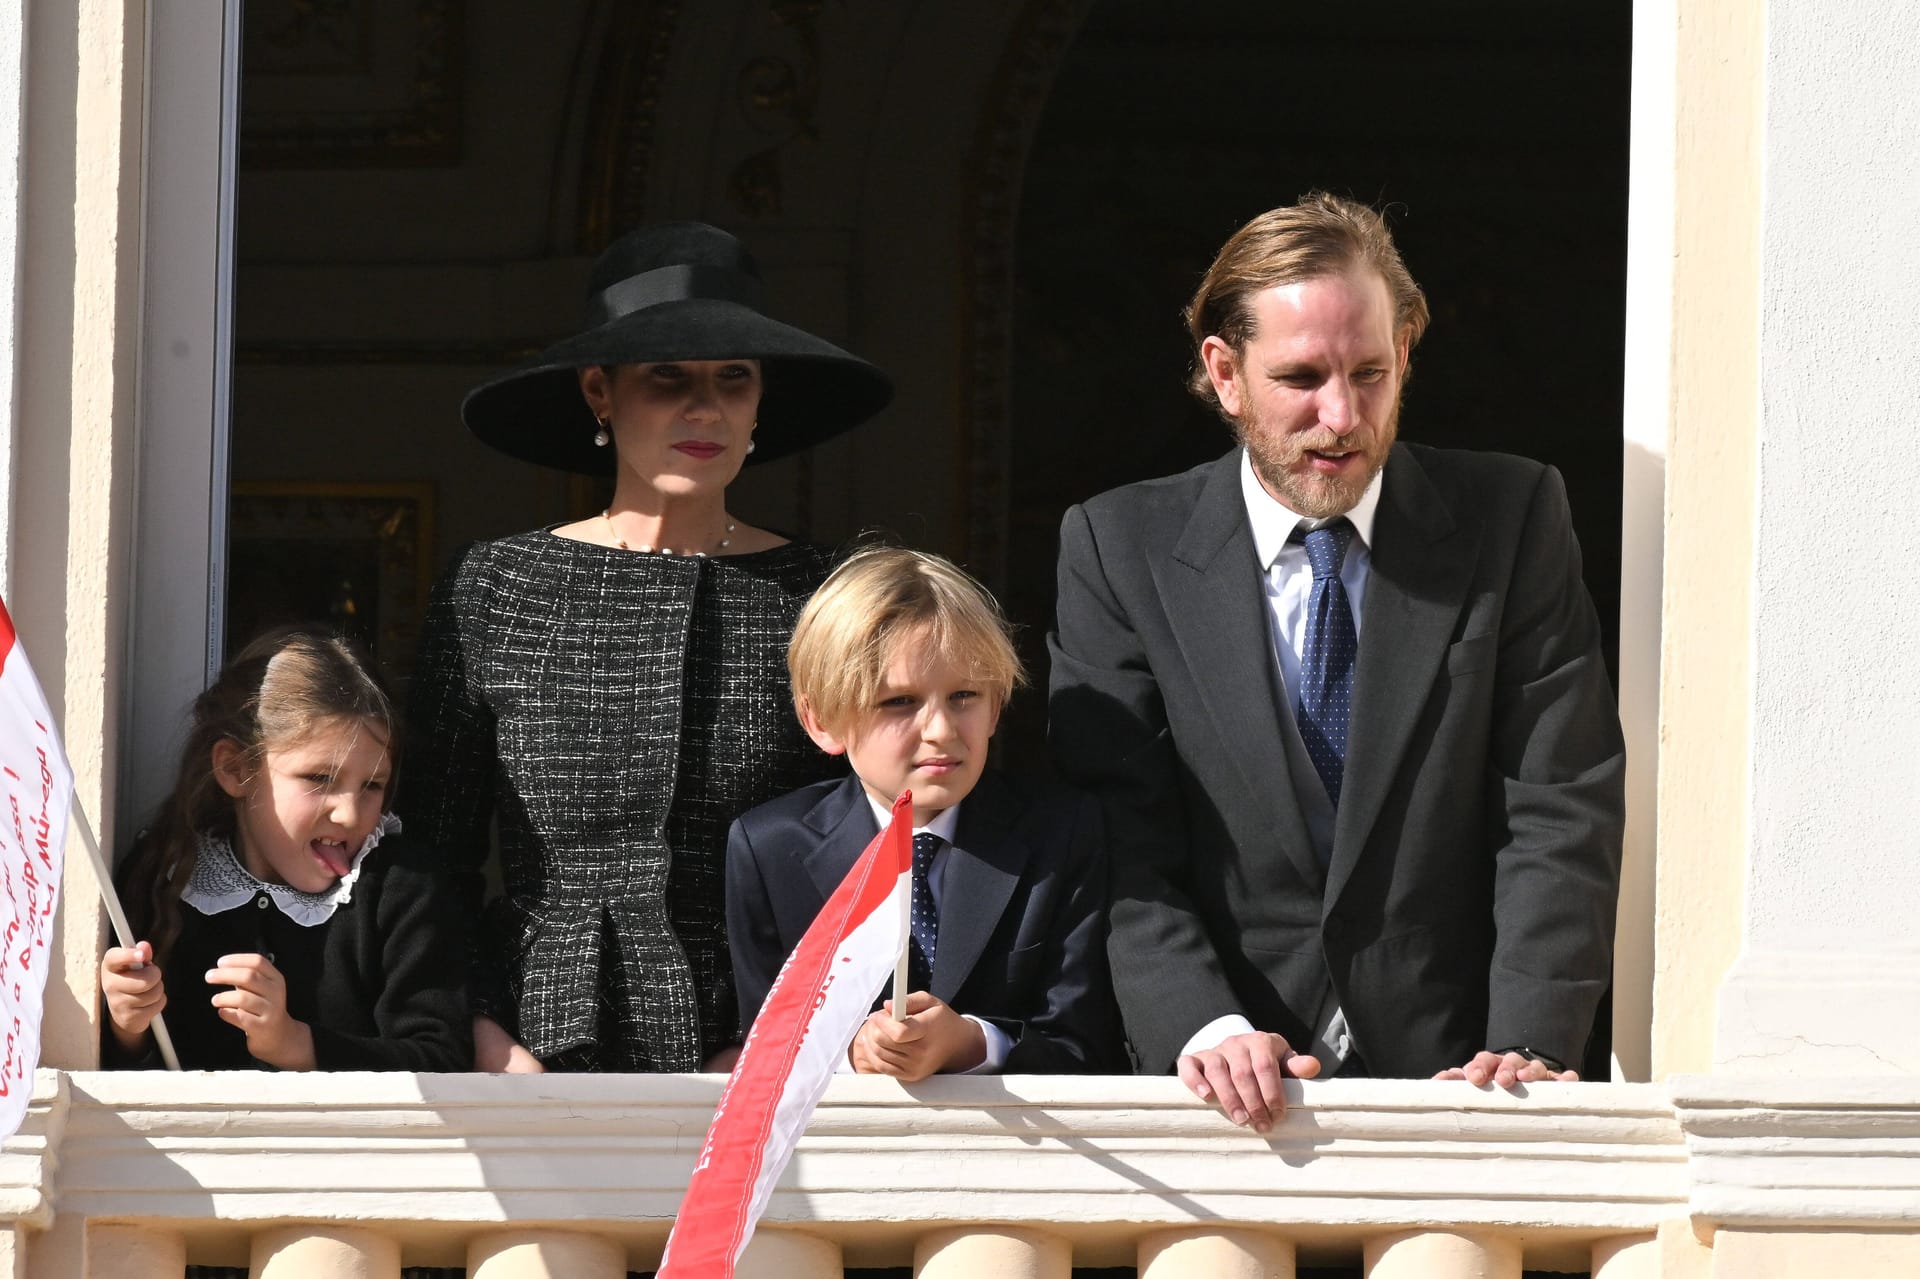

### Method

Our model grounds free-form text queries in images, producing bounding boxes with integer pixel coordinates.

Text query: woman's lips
[674,441,726,459]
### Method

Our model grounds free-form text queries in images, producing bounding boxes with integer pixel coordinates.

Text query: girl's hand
[473,1014,546,1073]
[846,991,986,1082]
[100,942,167,1052]
[206,953,316,1070]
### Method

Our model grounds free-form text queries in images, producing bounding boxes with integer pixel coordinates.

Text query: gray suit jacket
[1048,444,1625,1077]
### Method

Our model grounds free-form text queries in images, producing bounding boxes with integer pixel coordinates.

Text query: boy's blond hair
[789,546,1026,737]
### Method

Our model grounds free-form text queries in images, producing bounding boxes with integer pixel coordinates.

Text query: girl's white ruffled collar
[180,813,401,927]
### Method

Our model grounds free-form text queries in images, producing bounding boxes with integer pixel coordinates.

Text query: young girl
[99,627,472,1071]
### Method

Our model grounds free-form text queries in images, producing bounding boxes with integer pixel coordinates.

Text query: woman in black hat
[405,223,891,1072]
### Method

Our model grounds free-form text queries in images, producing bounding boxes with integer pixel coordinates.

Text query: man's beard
[1237,395,1400,520]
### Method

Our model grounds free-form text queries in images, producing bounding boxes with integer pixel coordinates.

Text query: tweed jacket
[405,531,843,1069]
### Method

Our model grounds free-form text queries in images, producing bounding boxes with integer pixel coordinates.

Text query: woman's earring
[746,439,757,455]
[746,422,758,455]
[593,417,611,447]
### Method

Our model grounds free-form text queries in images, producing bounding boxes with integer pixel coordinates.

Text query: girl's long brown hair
[119,627,399,966]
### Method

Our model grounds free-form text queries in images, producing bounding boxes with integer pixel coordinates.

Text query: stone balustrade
[1,1071,1916,1276]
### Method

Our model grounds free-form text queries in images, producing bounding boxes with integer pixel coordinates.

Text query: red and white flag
[657,790,914,1279]
[0,596,72,1136]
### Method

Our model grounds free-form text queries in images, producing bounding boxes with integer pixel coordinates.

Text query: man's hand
[1434,1050,1579,1087]
[100,941,167,1054]
[1177,1031,1321,1131]
[205,953,316,1071]
[472,1014,546,1073]
[846,991,986,1082]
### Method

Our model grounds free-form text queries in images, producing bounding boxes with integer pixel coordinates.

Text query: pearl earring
[746,421,758,454]
[746,440,757,455]
[592,417,611,447]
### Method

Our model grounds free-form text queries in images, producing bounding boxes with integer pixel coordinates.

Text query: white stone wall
[0,0,23,598]
[1719,0,1920,1073]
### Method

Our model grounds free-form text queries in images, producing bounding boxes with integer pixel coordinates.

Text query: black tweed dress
[405,530,843,1070]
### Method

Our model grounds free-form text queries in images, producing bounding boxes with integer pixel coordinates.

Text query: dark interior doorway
[997,0,1631,774]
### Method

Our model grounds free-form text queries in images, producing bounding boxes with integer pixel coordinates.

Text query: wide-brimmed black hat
[462,222,893,472]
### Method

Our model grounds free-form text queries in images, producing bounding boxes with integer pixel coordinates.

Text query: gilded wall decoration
[227,482,437,693]
[727,0,830,219]
[242,0,464,169]
[577,0,684,250]
[960,0,1096,584]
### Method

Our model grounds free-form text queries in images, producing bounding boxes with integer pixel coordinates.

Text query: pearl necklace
[603,510,735,557]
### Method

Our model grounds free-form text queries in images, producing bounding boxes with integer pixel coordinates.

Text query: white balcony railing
[2,1071,1916,1277]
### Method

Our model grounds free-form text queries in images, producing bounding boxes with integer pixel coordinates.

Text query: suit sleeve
[1048,503,1247,1074]
[725,817,786,1034]
[308,848,475,1071]
[999,792,1125,1075]
[1482,465,1627,1068]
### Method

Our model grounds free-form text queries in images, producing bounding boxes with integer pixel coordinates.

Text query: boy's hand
[100,941,167,1052]
[846,991,985,1082]
[206,953,316,1070]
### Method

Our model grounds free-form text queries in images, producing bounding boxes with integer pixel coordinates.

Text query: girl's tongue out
[311,839,353,878]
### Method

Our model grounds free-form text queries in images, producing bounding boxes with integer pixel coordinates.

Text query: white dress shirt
[1177,453,1387,1070]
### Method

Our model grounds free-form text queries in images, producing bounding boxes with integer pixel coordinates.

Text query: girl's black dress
[405,531,841,1070]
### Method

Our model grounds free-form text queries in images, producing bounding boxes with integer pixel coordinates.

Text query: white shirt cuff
[963,1015,1013,1074]
[1180,1013,1257,1059]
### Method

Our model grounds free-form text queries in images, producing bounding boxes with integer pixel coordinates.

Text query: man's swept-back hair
[788,545,1025,738]
[1184,191,1431,416]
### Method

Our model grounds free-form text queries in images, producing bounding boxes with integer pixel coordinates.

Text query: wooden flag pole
[69,800,182,1070]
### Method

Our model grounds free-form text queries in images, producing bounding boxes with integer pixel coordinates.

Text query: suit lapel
[930,775,1026,1002]
[1162,451,1325,891]
[1325,444,1477,907]
[799,775,882,906]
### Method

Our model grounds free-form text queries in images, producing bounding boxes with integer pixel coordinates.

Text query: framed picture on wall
[227,482,436,697]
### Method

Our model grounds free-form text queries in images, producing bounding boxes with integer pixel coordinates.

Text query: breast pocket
[1446,631,1497,677]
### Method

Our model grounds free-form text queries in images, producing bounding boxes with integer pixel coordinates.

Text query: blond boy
[726,547,1121,1077]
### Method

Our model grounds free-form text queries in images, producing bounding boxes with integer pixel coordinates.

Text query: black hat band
[586,263,766,326]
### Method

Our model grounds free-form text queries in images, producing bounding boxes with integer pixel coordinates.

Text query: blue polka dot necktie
[1297,519,1358,812]
[908,832,941,992]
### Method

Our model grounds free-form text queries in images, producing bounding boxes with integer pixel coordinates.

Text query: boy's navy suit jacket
[725,769,1123,1074]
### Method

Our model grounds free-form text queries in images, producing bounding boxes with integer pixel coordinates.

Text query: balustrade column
[467,1228,625,1279]
[1364,1229,1520,1279]
[915,1226,1070,1279]
[1591,1232,1660,1278]
[251,1224,400,1279]
[1139,1226,1295,1278]
[85,1222,185,1279]
[737,1228,842,1278]
[0,1225,22,1279]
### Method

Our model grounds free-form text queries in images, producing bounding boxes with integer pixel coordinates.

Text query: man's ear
[797,699,849,757]
[1396,330,1413,379]
[577,364,613,419]
[210,739,252,800]
[1199,336,1246,418]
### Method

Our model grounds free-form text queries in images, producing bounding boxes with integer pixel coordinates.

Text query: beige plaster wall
[12,0,148,1070]
[1649,0,1762,1081]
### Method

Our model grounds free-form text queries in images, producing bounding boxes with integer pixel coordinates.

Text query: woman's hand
[100,941,167,1053]
[473,1014,546,1073]
[206,953,316,1070]
[702,1045,742,1073]
[845,991,985,1082]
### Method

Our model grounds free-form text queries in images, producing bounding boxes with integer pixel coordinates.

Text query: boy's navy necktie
[1296,518,1358,813]
[908,832,941,992]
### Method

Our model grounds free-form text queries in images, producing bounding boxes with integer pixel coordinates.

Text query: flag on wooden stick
[657,790,915,1279]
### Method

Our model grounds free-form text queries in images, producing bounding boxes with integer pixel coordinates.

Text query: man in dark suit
[1048,193,1625,1129]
